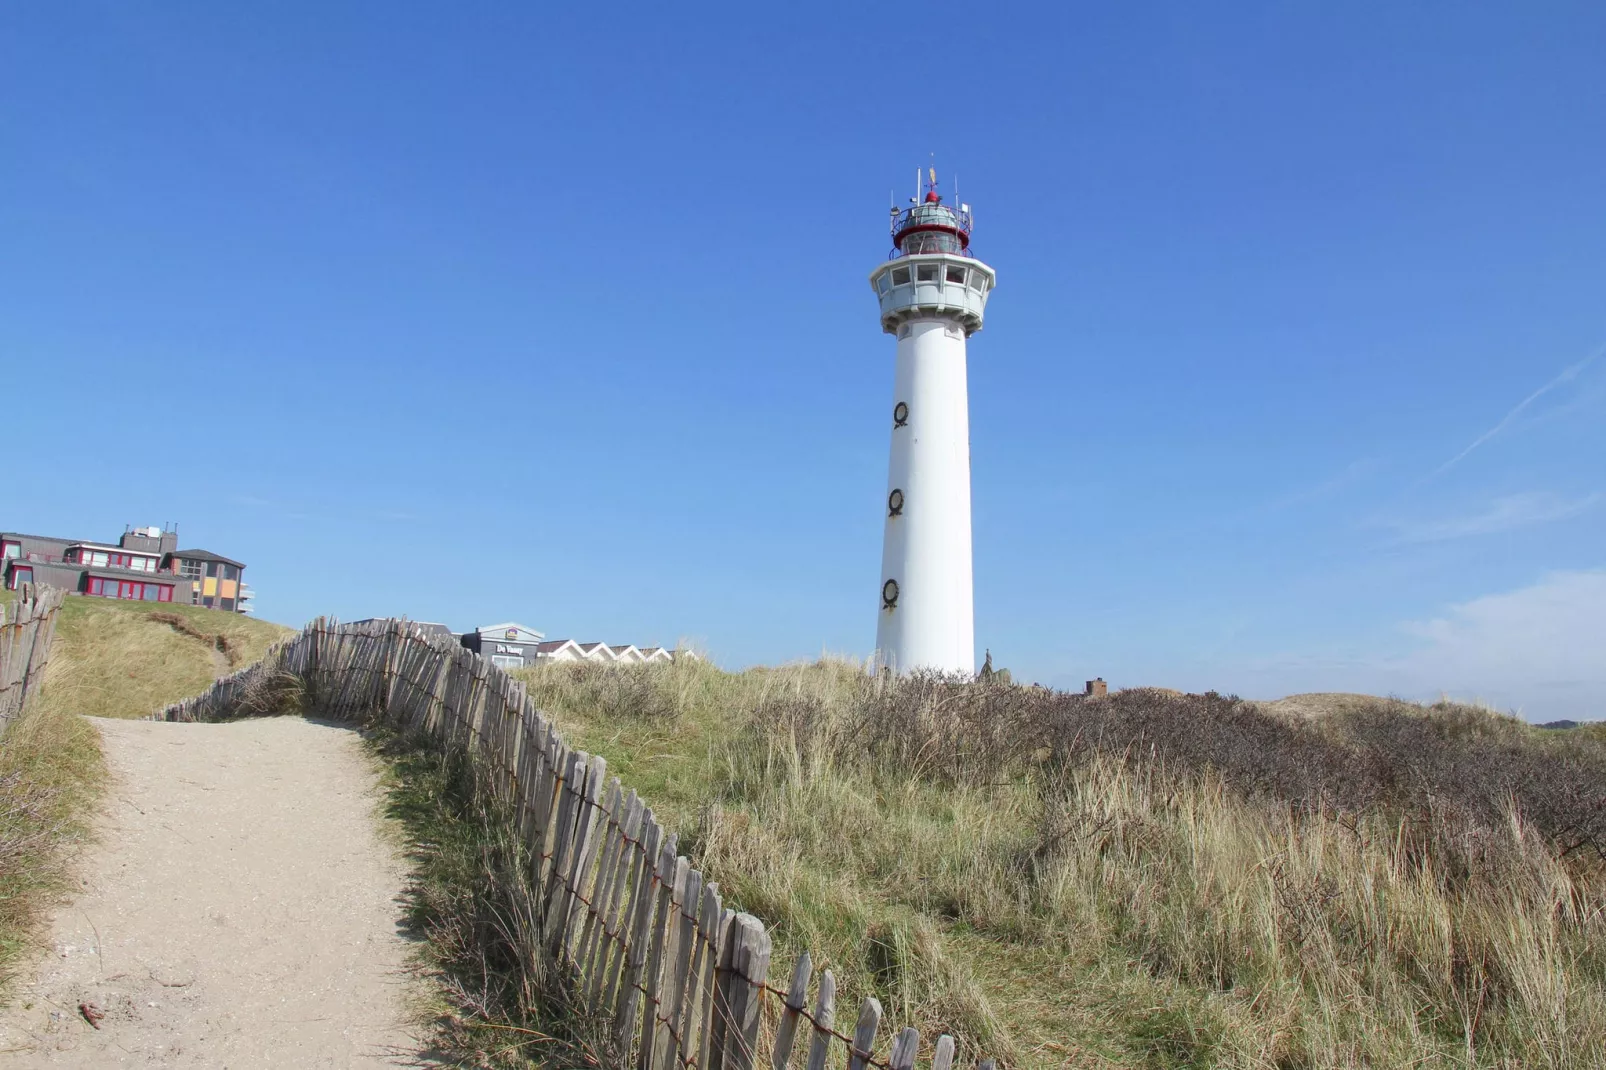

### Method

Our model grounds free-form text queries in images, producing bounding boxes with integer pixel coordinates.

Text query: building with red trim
[1,524,253,612]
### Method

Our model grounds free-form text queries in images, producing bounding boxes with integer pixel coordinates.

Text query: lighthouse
[869,169,996,675]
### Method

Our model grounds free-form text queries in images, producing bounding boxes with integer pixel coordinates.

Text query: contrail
[1427,340,1606,480]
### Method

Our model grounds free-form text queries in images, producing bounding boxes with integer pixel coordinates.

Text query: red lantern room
[889,168,975,257]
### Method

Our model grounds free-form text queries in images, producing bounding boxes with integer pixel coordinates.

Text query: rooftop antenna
[913,167,919,204]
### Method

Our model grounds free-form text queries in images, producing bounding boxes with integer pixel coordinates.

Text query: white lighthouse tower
[869,169,996,675]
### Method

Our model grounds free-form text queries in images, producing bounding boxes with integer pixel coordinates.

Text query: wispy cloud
[1387,491,1599,543]
[1392,569,1606,716]
[1184,570,1606,720]
[1265,458,1382,512]
[1427,341,1606,480]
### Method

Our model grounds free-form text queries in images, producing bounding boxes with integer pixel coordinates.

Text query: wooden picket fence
[0,584,65,737]
[155,617,996,1070]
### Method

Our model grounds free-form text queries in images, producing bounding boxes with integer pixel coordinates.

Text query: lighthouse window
[946,266,967,284]
[876,274,891,295]
[916,264,938,282]
[891,266,910,286]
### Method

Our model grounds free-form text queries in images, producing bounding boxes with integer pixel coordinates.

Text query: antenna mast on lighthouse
[867,168,996,674]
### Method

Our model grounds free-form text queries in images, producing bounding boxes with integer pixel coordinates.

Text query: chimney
[1085,678,1108,698]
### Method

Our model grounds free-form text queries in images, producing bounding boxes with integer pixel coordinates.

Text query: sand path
[0,716,424,1068]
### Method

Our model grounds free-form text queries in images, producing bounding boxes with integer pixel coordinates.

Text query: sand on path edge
[0,715,427,1068]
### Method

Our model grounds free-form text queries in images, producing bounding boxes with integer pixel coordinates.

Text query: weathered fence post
[715,913,772,1070]
[0,584,64,736]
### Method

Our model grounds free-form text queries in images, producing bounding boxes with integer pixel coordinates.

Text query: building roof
[168,549,246,568]
[68,541,161,556]
[473,622,545,640]
[6,560,82,581]
[577,642,613,655]
[0,532,81,545]
[535,639,582,654]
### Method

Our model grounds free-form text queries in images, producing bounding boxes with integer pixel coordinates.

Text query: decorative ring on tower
[887,489,904,516]
[881,579,899,609]
[893,402,909,428]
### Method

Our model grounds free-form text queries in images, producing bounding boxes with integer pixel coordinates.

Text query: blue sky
[4,4,1603,718]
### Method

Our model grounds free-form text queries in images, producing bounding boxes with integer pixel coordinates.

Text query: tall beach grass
[517,657,1606,1068]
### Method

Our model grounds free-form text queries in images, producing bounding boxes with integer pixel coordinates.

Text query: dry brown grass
[517,658,1606,1069]
[30,598,290,721]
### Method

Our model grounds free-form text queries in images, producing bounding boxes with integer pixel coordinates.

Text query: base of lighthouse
[875,316,975,675]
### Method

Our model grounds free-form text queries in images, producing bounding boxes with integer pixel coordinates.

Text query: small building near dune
[460,622,547,670]
[523,640,684,666]
[440,627,688,670]
[533,639,585,662]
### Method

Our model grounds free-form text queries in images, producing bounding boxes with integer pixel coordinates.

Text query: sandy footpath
[0,716,424,1068]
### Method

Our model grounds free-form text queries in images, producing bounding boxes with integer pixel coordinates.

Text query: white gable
[537,639,584,657]
[476,623,546,643]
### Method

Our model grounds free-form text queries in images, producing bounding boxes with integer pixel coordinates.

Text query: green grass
[514,657,1606,1070]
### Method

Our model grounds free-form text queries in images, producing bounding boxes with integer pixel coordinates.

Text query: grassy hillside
[1,595,291,994]
[516,659,1606,1069]
[29,597,290,721]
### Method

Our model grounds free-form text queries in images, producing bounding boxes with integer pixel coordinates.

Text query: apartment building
[1,523,253,612]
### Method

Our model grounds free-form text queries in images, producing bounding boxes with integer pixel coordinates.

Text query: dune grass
[366,723,614,1068]
[515,657,1606,1069]
[28,597,290,721]
[0,689,104,992]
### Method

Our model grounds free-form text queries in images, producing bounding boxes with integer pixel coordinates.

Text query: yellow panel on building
[220,580,237,599]
[202,577,217,597]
